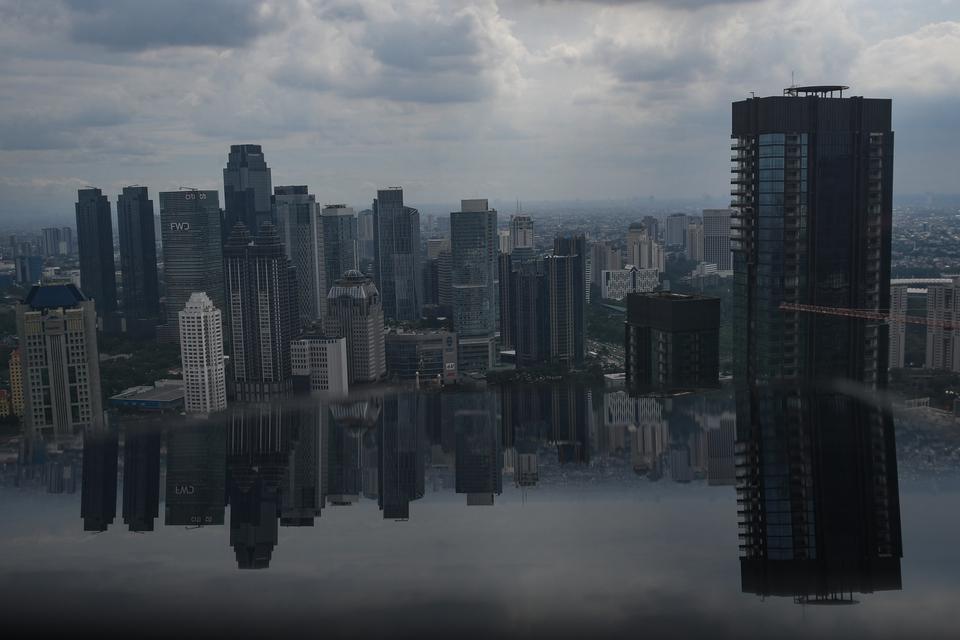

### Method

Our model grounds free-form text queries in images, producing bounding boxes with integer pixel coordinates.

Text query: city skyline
[0,1,958,222]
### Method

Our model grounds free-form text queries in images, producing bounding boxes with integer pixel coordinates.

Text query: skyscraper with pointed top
[223,144,273,241]
[117,186,160,331]
[75,188,118,319]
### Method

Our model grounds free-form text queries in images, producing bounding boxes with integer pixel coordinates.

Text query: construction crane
[779,302,959,331]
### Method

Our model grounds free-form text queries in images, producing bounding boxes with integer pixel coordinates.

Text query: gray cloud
[62,0,287,51]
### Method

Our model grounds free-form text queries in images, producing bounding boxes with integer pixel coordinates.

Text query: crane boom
[778,302,959,331]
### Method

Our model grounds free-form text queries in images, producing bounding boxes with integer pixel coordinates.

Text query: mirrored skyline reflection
[1,383,958,638]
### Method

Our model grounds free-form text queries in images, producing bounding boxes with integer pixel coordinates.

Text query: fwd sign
[170,222,191,231]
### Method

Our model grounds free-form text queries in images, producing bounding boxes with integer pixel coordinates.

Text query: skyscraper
[75,188,118,317]
[731,86,893,386]
[373,188,421,322]
[273,185,322,324]
[454,401,501,506]
[321,204,359,300]
[81,431,119,532]
[8,349,23,418]
[665,213,688,248]
[325,270,386,384]
[731,87,898,600]
[117,186,160,328]
[549,234,587,367]
[509,215,534,250]
[159,190,224,340]
[165,421,226,526]
[224,223,298,402]
[122,422,161,532]
[626,223,665,271]
[685,219,704,262]
[291,332,349,397]
[703,209,733,271]
[924,278,960,371]
[179,292,227,414]
[888,283,909,369]
[357,208,376,271]
[450,199,497,373]
[223,144,273,239]
[41,227,61,257]
[16,284,103,440]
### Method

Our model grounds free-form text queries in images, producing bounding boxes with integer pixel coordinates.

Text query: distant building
[888,283,909,369]
[320,204,359,310]
[547,236,587,367]
[273,185,322,324]
[109,381,185,413]
[626,223,665,271]
[8,349,23,417]
[16,284,103,439]
[665,213,688,248]
[14,255,42,285]
[357,209,376,267]
[702,209,732,271]
[291,333,349,397]
[385,329,458,383]
[624,292,720,391]
[451,199,498,373]
[75,188,118,317]
[223,144,273,240]
[225,223,298,401]
[373,187,420,322]
[925,277,960,371]
[325,270,386,384]
[60,227,74,255]
[165,422,226,526]
[590,240,622,287]
[454,404,501,506]
[179,292,227,414]
[685,219,704,262]
[509,215,534,251]
[41,227,61,257]
[117,186,161,329]
[159,190,224,340]
[601,266,659,301]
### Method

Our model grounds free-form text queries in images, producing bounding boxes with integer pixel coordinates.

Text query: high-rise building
[454,403,502,506]
[224,223,298,402]
[8,349,23,418]
[601,266,659,300]
[731,86,893,386]
[625,292,720,391]
[179,292,227,414]
[223,144,273,239]
[357,208,376,271]
[117,186,160,326]
[81,431,118,531]
[703,209,733,271]
[16,284,103,440]
[451,199,497,373]
[665,213,688,248]
[641,216,660,242]
[273,185,322,324]
[685,220,704,262]
[159,190,224,340]
[378,393,424,520]
[509,215,534,250]
[731,87,899,601]
[888,283,909,370]
[165,422,226,526]
[925,278,960,371]
[60,226,74,255]
[385,329,458,383]
[291,332,349,397]
[497,229,511,254]
[41,227,61,257]
[14,255,42,285]
[75,188,117,317]
[626,223,665,271]
[321,204,359,300]
[590,241,622,287]
[325,270,386,384]
[373,188,421,322]
[549,234,587,366]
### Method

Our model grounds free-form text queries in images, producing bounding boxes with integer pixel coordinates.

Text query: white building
[291,335,349,397]
[889,283,909,369]
[509,215,534,250]
[179,291,227,415]
[926,277,960,371]
[601,266,659,301]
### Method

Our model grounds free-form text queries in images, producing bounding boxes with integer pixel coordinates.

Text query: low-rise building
[601,266,659,301]
[385,329,458,384]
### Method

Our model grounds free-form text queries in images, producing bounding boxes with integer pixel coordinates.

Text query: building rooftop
[23,283,87,309]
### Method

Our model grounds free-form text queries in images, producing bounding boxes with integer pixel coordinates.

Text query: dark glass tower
[75,188,118,317]
[224,222,298,401]
[372,188,421,322]
[731,87,900,602]
[80,431,119,532]
[159,190,224,340]
[117,186,160,327]
[378,393,424,520]
[223,144,273,240]
[121,421,161,532]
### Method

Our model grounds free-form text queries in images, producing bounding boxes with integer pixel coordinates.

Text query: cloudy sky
[0,0,958,223]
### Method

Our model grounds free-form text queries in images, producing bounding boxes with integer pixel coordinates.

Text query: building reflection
[736,386,903,603]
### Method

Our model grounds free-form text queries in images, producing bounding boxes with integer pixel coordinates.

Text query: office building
[75,188,117,316]
[41,227,61,257]
[385,329,458,384]
[378,393,424,520]
[14,255,42,285]
[626,223,665,271]
[888,283,909,370]
[159,190,224,339]
[373,187,421,322]
[451,199,497,372]
[165,422,226,526]
[642,216,660,242]
[590,241,622,287]
[223,144,273,239]
[547,236,586,367]
[109,382,184,413]
[685,219,704,262]
[625,292,720,391]
[665,213,688,248]
[925,278,960,371]
[60,227,74,255]
[601,266,659,300]
[325,270,386,383]
[509,215,534,250]
[117,186,160,327]
[81,432,119,532]
[454,404,502,506]
[225,223,298,401]
[291,332,349,397]
[273,185,323,324]
[703,209,733,271]
[357,208,376,263]
[504,258,550,367]
[8,349,23,417]
[16,284,103,440]
[322,204,359,295]
[179,292,227,414]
